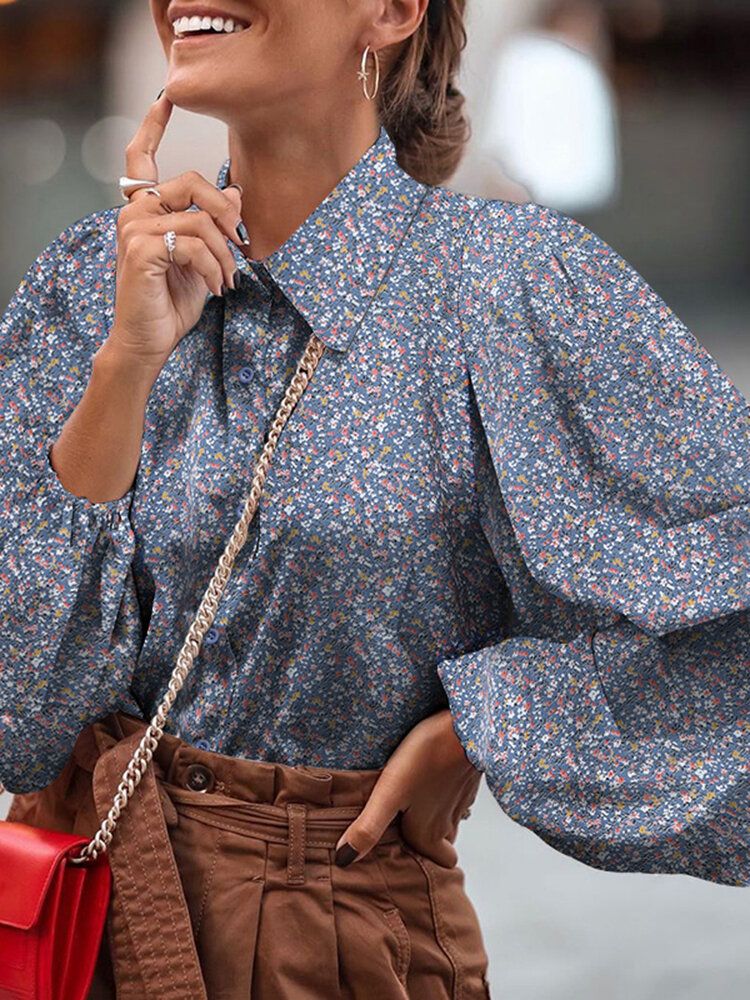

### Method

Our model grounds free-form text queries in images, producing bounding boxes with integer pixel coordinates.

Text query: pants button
[185,762,215,793]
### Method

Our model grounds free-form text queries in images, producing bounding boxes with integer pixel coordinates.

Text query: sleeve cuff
[32,434,136,535]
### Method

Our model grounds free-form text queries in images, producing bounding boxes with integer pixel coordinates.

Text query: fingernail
[226,182,244,196]
[235,219,251,246]
[220,283,229,296]
[155,87,165,101]
[335,842,359,868]
[232,268,241,291]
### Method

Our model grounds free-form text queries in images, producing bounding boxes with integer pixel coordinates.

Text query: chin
[163,76,231,117]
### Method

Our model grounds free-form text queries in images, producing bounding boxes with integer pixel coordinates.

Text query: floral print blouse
[1,125,748,885]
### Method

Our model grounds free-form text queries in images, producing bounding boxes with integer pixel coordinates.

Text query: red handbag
[0,333,324,999]
[0,825,111,1000]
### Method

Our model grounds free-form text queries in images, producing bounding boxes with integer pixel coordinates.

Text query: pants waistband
[79,710,401,859]
[162,788,401,851]
[75,711,406,1000]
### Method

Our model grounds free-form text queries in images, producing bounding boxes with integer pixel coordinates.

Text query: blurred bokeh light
[479,30,619,210]
[81,115,141,184]
[4,116,66,184]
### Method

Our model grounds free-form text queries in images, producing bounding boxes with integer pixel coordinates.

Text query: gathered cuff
[436,615,750,886]
[28,433,136,539]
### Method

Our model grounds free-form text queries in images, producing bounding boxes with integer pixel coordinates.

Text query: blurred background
[1,0,748,997]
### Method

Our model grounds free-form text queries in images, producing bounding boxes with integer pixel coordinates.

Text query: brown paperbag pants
[5,710,491,999]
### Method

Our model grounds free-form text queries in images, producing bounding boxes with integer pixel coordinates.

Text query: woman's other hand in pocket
[334,709,481,869]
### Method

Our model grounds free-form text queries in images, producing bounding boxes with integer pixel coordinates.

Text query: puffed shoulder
[457,198,750,637]
[0,205,121,372]
[0,204,131,524]
[22,204,118,280]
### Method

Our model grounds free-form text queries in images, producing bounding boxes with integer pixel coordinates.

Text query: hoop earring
[357,44,380,101]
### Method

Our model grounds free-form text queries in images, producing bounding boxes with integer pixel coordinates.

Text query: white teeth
[172,14,251,37]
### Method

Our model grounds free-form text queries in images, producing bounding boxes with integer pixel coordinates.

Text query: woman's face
[150,1,378,125]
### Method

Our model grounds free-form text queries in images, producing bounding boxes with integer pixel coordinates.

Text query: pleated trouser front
[6,710,491,999]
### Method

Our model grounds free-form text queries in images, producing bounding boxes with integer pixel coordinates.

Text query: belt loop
[286,802,307,885]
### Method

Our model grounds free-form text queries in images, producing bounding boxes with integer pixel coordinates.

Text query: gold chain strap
[0,332,327,865]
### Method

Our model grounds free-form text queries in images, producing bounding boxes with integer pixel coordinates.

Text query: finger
[123,190,173,216]
[121,181,239,230]
[169,234,228,297]
[135,169,248,250]
[221,183,242,216]
[334,776,404,867]
[126,231,226,298]
[131,209,240,293]
[219,184,245,245]
[124,90,173,196]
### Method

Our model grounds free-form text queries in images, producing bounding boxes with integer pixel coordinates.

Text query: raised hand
[106,91,247,375]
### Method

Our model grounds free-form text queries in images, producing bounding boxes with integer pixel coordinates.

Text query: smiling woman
[0,1,499,997]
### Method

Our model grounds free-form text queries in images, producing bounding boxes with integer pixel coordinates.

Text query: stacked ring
[164,230,177,263]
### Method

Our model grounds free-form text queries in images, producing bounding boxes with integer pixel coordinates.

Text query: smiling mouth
[172,14,252,39]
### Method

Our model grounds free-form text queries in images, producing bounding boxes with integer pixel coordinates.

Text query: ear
[366,0,430,50]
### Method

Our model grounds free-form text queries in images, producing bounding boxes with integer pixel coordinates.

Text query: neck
[226,115,381,262]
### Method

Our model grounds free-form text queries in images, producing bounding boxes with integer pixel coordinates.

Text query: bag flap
[0,822,92,930]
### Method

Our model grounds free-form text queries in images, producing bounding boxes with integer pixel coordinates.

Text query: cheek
[277,9,355,80]
[151,16,176,56]
[150,2,170,46]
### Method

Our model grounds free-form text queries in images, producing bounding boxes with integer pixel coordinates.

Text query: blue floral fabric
[1,125,748,884]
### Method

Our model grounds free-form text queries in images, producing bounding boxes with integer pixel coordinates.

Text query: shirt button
[205,627,219,645]
[236,501,246,518]
[194,738,212,751]
[185,763,215,793]
[238,366,253,384]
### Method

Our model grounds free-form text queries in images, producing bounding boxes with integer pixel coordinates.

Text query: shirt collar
[216,126,428,353]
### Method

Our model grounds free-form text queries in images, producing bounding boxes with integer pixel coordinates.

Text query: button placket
[223,276,272,452]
